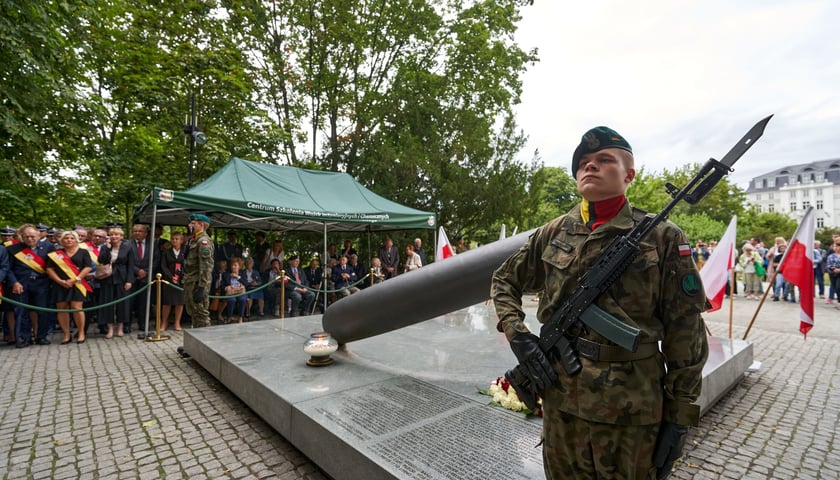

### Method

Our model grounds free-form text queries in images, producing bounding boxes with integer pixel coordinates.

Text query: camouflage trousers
[184,280,211,328]
[542,393,660,480]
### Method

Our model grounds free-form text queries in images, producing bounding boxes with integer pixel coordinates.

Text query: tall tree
[0,0,94,224]
[225,0,538,238]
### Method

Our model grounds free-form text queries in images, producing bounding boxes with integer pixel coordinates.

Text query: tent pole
[323,223,328,313]
[143,202,159,339]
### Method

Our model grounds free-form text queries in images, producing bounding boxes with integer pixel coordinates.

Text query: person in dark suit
[97,227,135,338]
[129,224,153,334]
[378,238,399,280]
[332,255,360,298]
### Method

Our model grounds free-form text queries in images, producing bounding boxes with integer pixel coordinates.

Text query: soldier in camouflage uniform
[183,213,214,328]
[492,127,709,480]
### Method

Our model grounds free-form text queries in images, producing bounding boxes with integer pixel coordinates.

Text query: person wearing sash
[0,226,16,343]
[98,227,135,338]
[46,231,93,344]
[7,224,55,347]
[160,232,186,331]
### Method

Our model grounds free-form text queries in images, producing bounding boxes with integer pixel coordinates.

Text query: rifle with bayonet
[506,115,773,411]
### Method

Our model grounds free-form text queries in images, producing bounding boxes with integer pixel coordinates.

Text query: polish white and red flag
[700,216,737,312]
[778,207,816,337]
[435,226,456,262]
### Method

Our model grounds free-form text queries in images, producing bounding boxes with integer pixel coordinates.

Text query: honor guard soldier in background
[183,214,214,328]
[492,126,709,479]
[2,226,18,247]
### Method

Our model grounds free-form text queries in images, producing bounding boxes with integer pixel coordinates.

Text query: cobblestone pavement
[0,323,329,480]
[1,291,838,479]
[675,294,840,479]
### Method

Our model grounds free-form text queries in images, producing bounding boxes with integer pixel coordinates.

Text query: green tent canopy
[133,158,436,232]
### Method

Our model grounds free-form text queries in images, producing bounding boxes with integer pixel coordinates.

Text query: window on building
[810,173,816,182]
[817,188,823,197]
[768,179,775,188]
[817,200,823,210]
[768,192,774,200]
[803,201,811,209]
[756,193,761,201]
[762,179,767,188]
[790,190,796,199]
[768,204,775,212]
[818,217,825,229]
[790,202,797,211]
[803,189,810,198]
[816,173,824,182]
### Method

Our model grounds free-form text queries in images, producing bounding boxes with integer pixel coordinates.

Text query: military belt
[574,338,659,362]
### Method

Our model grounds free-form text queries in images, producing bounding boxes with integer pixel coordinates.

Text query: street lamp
[184,92,207,186]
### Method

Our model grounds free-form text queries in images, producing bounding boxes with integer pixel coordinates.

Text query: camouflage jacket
[492,202,709,426]
[183,230,214,289]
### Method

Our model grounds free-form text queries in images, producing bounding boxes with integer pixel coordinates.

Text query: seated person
[242,257,264,317]
[264,259,284,316]
[332,255,360,298]
[285,255,315,316]
[223,257,248,323]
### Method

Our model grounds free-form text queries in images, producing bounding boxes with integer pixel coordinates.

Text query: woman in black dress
[160,232,186,331]
[98,227,135,338]
[46,231,93,344]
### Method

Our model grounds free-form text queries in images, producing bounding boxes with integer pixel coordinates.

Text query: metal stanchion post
[280,270,286,319]
[370,268,374,287]
[146,274,170,342]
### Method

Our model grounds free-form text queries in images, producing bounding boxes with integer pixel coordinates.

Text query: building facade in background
[746,159,840,229]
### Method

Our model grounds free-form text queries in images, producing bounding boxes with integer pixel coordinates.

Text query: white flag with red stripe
[778,207,816,337]
[435,226,456,262]
[700,216,737,312]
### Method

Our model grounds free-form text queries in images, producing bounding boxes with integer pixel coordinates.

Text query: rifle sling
[574,338,659,362]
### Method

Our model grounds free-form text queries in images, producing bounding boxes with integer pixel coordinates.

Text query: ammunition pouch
[573,338,659,362]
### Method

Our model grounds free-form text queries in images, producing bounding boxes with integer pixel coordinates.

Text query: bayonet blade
[718,114,773,167]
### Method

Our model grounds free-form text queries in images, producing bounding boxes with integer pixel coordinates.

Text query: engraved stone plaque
[304,377,544,480]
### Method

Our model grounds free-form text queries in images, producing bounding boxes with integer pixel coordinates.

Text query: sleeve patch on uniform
[681,272,702,296]
[200,240,209,245]
[678,244,691,256]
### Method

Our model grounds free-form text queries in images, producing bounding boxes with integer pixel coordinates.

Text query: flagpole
[743,269,780,340]
[728,267,735,339]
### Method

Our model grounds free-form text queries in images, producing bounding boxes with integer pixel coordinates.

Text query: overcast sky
[513,0,840,188]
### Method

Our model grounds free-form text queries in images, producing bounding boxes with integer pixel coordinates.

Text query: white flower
[492,392,506,404]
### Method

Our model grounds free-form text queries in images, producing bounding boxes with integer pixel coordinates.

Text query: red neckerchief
[584,195,627,231]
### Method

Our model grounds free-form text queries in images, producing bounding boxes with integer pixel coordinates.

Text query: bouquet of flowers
[478,376,543,417]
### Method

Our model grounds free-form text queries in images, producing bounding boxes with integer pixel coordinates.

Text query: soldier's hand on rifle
[653,421,689,479]
[509,332,557,391]
[193,287,205,303]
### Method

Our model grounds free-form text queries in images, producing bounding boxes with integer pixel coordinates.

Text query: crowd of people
[690,234,840,305]
[0,221,433,347]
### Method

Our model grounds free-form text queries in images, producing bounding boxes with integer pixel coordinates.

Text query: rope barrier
[0,272,375,313]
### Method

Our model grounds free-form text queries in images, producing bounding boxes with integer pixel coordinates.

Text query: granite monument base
[184,304,751,480]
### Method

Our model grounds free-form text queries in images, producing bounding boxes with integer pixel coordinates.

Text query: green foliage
[525,165,579,228]
[738,208,798,245]
[669,212,726,244]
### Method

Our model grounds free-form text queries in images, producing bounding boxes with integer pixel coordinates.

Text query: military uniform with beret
[493,126,708,479]
[184,214,214,328]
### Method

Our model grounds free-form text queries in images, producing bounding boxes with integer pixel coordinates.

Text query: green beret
[571,126,632,178]
[188,213,211,224]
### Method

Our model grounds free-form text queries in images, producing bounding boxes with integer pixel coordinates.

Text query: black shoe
[177,346,191,358]
[15,339,29,349]
[36,338,51,345]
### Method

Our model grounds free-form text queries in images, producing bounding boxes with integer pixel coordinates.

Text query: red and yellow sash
[48,251,93,295]
[15,247,46,274]
[3,239,18,247]
[80,241,101,265]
